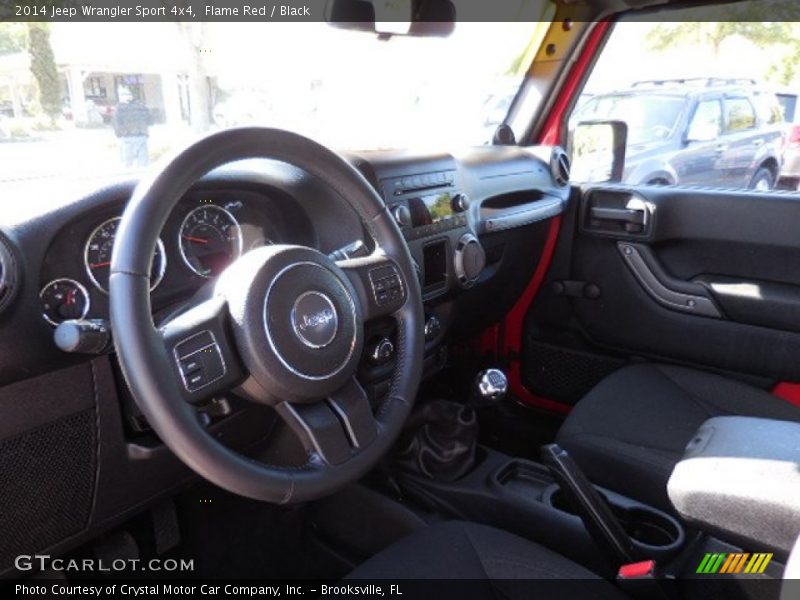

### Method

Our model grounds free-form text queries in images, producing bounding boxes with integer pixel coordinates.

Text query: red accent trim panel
[502,215,567,412]
[486,21,612,413]
[771,382,800,408]
[539,20,612,147]
[502,215,562,358]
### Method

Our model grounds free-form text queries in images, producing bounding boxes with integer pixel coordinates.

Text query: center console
[668,416,800,555]
[353,153,488,399]
[390,395,795,591]
[397,442,687,577]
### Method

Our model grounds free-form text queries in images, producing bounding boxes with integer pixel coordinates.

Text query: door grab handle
[618,243,722,318]
[590,206,647,233]
[589,207,645,224]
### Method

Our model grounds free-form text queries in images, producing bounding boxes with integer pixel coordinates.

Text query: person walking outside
[112,88,151,168]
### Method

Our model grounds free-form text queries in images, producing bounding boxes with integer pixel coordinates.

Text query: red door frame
[482,20,612,415]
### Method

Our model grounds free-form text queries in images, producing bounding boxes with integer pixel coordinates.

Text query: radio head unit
[381,170,469,240]
[409,192,456,228]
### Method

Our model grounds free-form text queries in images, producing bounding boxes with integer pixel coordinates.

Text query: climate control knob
[391,205,411,228]
[454,233,486,288]
[452,193,470,213]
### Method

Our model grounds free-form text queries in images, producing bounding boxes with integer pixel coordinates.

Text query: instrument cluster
[38,190,297,327]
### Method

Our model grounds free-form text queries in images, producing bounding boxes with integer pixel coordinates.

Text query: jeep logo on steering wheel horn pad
[291,291,338,348]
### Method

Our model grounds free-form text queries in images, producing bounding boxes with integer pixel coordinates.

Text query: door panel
[521,185,800,405]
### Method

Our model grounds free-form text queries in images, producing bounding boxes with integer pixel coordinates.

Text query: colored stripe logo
[696,553,772,574]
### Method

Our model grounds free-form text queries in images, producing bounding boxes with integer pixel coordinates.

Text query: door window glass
[569,11,796,192]
[687,100,722,141]
[726,98,757,131]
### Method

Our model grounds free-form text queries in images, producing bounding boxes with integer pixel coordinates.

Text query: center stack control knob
[451,193,470,213]
[453,233,486,288]
[392,205,411,228]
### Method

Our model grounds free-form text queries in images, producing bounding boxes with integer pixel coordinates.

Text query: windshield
[574,93,686,145]
[0,22,538,183]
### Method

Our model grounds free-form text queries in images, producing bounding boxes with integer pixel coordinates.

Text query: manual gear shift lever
[471,369,508,408]
[393,369,507,482]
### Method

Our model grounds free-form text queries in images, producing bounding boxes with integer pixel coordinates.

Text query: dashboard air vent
[0,234,18,315]
[550,147,571,187]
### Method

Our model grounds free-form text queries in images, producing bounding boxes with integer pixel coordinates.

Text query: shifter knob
[471,369,508,407]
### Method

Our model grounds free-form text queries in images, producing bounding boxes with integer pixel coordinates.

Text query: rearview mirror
[325,0,455,37]
[569,120,628,184]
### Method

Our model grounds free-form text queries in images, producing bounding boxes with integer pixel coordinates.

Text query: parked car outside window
[776,91,800,189]
[571,80,785,190]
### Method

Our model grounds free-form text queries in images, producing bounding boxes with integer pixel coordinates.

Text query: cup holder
[546,486,685,561]
[619,507,684,559]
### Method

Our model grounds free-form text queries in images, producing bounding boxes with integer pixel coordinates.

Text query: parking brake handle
[541,443,637,565]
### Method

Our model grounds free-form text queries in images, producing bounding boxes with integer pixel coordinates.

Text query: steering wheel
[110,128,424,504]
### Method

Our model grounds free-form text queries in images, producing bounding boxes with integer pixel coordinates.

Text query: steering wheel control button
[291,291,338,349]
[173,330,227,393]
[180,357,201,375]
[369,265,404,308]
[369,337,395,365]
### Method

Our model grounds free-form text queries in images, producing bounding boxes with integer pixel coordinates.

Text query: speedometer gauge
[85,217,166,293]
[179,205,243,278]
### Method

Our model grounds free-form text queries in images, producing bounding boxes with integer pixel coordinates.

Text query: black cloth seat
[348,521,627,599]
[557,363,800,510]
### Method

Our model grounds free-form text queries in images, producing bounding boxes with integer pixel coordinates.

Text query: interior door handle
[589,206,647,234]
[589,207,645,225]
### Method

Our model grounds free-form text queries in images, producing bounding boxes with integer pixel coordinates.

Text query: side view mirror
[568,120,628,184]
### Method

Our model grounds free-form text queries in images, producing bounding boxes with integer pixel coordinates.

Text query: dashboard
[0,148,570,386]
[0,145,570,575]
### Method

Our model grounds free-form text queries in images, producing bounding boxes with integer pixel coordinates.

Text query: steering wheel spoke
[159,295,246,404]
[337,252,408,321]
[275,377,377,466]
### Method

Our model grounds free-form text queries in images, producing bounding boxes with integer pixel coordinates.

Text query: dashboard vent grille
[550,147,571,187]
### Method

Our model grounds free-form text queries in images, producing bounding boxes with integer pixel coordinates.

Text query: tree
[765,24,800,85]
[646,22,790,59]
[0,23,26,55]
[27,23,61,125]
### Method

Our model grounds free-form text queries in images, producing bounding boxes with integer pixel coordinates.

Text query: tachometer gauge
[40,278,90,326]
[179,205,243,278]
[84,217,166,293]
